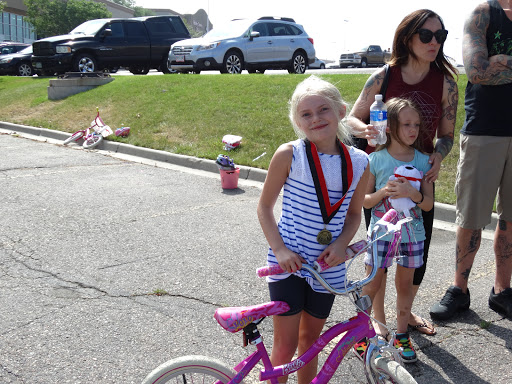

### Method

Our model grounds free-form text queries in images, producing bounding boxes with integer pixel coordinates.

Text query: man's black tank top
[462,0,512,136]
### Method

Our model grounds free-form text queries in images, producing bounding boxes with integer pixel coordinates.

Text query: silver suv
[169,17,315,74]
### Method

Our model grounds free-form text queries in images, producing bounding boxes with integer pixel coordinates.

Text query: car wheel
[161,57,175,74]
[320,64,325,69]
[289,52,307,74]
[17,62,33,76]
[74,54,97,73]
[360,59,368,68]
[221,51,243,74]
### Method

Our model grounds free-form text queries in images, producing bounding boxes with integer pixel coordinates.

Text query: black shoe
[430,285,470,320]
[489,287,512,318]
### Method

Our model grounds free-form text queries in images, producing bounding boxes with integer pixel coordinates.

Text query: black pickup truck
[32,15,190,75]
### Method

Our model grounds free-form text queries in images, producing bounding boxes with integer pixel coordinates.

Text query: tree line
[24,0,198,38]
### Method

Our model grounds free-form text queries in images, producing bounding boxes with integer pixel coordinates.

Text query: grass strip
[0,73,468,205]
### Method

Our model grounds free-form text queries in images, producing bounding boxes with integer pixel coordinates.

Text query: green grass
[0,73,468,205]
[150,288,170,296]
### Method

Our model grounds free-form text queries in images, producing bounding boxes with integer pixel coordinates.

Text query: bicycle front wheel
[368,356,418,384]
[141,355,235,384]
[83,134,103,149]
[63,131,84,145]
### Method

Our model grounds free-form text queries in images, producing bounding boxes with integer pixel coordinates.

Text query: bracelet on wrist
[413,191,424,205]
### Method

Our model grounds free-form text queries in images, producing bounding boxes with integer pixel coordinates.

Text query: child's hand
[317,243,348,268]
[275,248,305,273]
[388,178,417,199]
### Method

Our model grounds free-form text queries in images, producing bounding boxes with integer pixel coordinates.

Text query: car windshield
[70,19,108,35]
[19,46,33,54]
[360,46,368,52]
[203,19,253,40]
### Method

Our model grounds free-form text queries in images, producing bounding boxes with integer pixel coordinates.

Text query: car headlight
[56,45,72,54]
[0,58,12,64]
[353,54,361,59]
[197,42,220,51]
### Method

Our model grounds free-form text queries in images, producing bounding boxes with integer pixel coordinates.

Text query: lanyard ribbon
[305,139,353,225]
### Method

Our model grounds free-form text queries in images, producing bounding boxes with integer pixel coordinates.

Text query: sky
[134,0,484,64]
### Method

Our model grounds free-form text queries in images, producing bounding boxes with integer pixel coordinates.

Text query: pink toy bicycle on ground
[63,107,113,149]
[142,209,417,384]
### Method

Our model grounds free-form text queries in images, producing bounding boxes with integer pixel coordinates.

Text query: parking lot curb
[0,121,498,228]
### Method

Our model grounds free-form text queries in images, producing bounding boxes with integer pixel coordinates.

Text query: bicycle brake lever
[385,216,413,233]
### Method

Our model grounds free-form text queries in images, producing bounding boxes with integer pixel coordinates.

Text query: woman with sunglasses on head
[347,9,459,343]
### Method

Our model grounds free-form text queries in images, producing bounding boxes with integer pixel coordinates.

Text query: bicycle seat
[214,301,290,333]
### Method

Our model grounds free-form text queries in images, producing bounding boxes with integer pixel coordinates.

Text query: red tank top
[367,65,444,154]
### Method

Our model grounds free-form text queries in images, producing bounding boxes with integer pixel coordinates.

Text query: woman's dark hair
[388,9,457,78]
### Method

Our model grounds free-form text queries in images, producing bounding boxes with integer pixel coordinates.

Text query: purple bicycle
[142,209,417,384]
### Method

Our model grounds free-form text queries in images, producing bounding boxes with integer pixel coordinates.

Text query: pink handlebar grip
[380,209,398,223]
[257,264,284,277]
[256,239,368,277]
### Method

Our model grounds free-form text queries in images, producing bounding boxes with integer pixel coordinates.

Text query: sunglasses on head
[416,28,448,44]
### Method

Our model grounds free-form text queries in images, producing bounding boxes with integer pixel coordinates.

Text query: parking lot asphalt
[0,123,510,384]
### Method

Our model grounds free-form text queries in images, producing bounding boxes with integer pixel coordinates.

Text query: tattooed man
[431,0,512,320]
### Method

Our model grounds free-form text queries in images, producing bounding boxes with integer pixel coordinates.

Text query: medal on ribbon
[304,139,353,245]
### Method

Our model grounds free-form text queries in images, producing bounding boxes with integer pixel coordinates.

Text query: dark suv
[169,17,315,74]
[32,16,190,75]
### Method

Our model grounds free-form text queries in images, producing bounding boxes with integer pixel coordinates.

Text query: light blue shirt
[368,148,431,242]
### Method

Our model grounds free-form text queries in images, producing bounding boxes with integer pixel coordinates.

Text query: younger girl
[358,97,433,363]
[257,76,369,384]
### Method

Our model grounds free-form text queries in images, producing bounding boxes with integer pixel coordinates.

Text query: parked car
[339,45,391,68]
[169,16,315,74]
[0,46,35,76]
[31,15,190,75]
[308,57,325,69]
[1,42,31,56]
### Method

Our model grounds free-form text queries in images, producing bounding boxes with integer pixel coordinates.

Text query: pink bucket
[220,168,240,189]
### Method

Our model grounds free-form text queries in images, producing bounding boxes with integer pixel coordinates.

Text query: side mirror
[249,31,260,41]
[101,29,112,38]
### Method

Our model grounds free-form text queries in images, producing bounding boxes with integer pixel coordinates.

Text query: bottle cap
[375,94,383,101]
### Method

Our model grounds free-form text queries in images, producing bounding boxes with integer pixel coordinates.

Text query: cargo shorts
[455,135,512,229]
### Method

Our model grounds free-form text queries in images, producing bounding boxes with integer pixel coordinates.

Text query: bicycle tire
[141,355,235,384]
[368,356,418,384]
[82,134,103,149]
[63,131,84,145]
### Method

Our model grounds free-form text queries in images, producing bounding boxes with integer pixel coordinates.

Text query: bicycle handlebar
[256,240,367,277]
[257,209,412,296]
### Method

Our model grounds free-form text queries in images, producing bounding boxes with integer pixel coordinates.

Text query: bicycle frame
[228,310,376,384]
[84,112,109,137]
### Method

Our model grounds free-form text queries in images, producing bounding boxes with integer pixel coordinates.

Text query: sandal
[408,316,436,336]
[376,332,390,342]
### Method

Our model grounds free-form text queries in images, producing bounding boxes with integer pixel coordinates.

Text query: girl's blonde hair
[288,76,352,144]
[379,97,425,152]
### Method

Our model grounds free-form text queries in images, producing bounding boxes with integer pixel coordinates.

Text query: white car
[308,57,325,69]
[169,17,316,74]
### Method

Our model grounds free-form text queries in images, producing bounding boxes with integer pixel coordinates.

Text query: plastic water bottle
[368,94,387,146]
